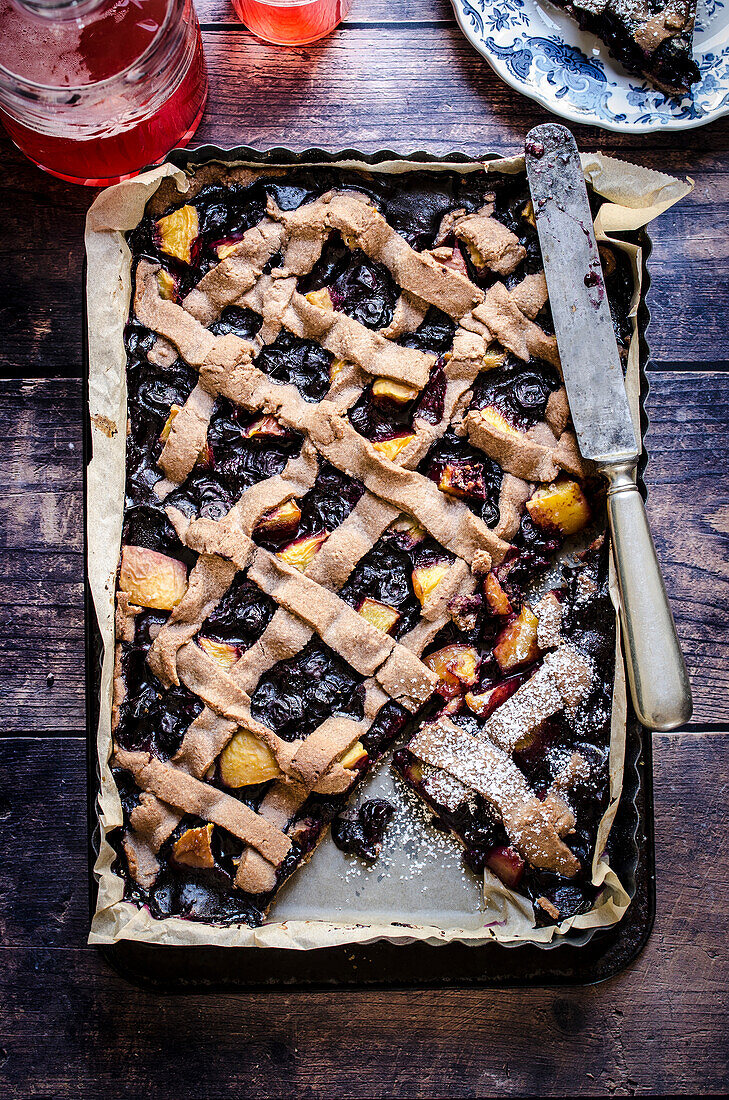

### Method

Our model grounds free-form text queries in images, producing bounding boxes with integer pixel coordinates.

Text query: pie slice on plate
[550,0,701,96]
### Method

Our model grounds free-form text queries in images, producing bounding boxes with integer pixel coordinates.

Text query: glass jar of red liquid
[233,0,352,46]
[0,0,208,186]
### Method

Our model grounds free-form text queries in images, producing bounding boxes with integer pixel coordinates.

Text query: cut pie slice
[394,541,615,925]
[550,0,700,97]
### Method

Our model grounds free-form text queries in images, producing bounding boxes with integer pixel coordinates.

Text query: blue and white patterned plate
[451,0,729,132]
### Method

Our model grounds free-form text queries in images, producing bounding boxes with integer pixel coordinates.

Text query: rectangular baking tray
[84,145,656,988]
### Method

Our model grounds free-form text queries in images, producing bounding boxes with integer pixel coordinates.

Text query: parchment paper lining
[86,152,690,949]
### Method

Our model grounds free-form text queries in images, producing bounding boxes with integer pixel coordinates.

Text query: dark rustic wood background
[1,1,727,1095]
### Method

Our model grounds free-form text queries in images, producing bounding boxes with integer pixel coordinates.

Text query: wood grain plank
[0,24,728,374]
[0,738,89,948]
[196,0,453,22]
[0,732,726,1096]
[0,373,726,730]
[643,373,729,724]
[0,379,84,733]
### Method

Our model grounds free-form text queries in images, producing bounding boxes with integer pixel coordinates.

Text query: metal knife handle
[604,462,693,730]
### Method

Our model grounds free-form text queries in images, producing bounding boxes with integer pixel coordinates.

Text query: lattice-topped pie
[110,162,633,930]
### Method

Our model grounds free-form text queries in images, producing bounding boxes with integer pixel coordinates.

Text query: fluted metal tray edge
[84,143,656,988]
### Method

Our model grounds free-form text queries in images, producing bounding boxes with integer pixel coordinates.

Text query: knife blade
[525,123,692,731]
[525,124,637,464]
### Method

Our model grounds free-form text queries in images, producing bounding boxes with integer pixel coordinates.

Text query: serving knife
[525,123,692,731]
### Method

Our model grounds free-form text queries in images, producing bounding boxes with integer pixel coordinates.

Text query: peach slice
[329,357,347,383]
[484,572,512,617]
[255,499,302,542]
[465,677,521,719]
[480,405,523,438]
[598,243,617,277]
[220,730,282,788]
[119,546,187,610]
[438,462,486,500]
[196,442,213,469]
[215,239,242,260]
[372,378,419,404]
[392,515,427,549]
[198,637,240,672]
[155,204,199,264]
[412,561,450,606]
[159,404,182,444]
[482,346,508,371]
[356,597,401,635]
[464,687,498,717]
[486,845,525,888]
[244,415,288,438]
[521,201,536,228]
[441,244,468,277]
[402,758,424,784]
[157,269,178,301]
[277,531,329,572]
[424,643,480,699]
[372,434,415,463]
[340,740,368,770]
[172,823,215,869]
[493,605,540,672]
[463,239,487,271]
[526,479,591,537]
[305,287,334,310]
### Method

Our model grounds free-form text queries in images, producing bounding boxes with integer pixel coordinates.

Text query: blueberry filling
[299,232,398,330]
[165,469,234,523]
[397,307,455,356]
[250,640,364,741]
[129,864,265,927]
[332,799,396,862]
[419,431,503,527]
[361,700,410,756]
[197,574,276,648]
[470,358,560,432]
[380,173,486,250]
[209,304,263,341]
[254,328,333,402]
[115,653,203,760]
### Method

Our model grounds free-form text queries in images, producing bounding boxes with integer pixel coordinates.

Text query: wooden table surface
[1,1,727,1095]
